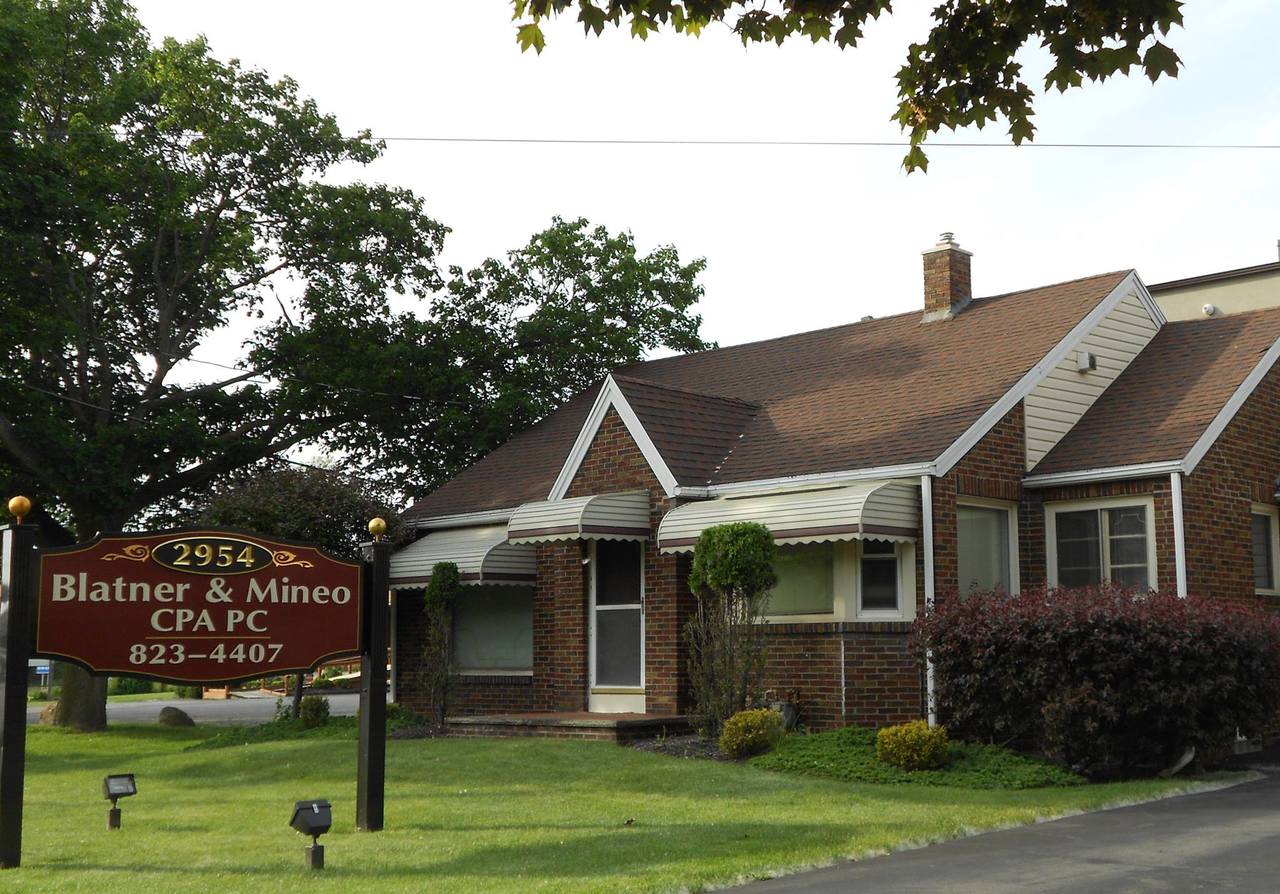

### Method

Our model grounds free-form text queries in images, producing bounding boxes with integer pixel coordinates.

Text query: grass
[5,725,1239,894]
[105,690,186,703]
[753,726,1085,789]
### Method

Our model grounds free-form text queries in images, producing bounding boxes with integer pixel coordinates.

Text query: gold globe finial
[7,496,31,524]
[368,517,388,542]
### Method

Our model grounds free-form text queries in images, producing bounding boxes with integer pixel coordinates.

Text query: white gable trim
[673,462,934,500]
[547,375,679,500]
[1183,334,1280,474]
[934,271,1155,477]
[1023,461,1183,488]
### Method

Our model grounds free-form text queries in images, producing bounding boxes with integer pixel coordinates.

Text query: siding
[1025,289,1160,469]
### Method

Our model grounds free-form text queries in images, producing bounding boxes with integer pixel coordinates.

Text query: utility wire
[7,127,1280,150]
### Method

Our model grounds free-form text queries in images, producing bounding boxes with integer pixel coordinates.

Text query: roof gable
[1030,306,1280,479]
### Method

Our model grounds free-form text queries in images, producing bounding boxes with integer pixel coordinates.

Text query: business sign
[36,529,363,683]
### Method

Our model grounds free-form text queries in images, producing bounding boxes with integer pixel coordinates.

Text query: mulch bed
[630,733,733,761]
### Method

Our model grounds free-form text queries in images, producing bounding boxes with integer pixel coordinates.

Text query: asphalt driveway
[743,773,1280,893]
[26,690,361,726]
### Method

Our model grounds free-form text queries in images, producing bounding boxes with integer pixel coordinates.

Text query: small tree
[421,562,461,724]
[686,523,777,737]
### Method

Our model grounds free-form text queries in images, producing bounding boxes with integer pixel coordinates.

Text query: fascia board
[411,508,516,530]
[674,462,934,499]
[1023,460,1183,488]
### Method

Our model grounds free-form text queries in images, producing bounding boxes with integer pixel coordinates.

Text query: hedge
[914,585,1280,777]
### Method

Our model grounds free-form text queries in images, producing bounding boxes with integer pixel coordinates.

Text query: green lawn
[5,725,1239,893]
[105,690,186,703]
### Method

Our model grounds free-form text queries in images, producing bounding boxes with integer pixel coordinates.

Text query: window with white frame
[1050,502,1152,590]
[1252,504,1279,593]
[957,502,1016,593]
[858,540,900,614]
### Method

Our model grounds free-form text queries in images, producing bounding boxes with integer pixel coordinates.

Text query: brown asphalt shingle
[1033,306,1280,474]
[406,270,1132,521]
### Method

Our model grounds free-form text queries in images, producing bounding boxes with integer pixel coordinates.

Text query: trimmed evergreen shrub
[109,677,153,696]
[915,585,1280,777]
[876,720,950,771]
[719,708,784,758]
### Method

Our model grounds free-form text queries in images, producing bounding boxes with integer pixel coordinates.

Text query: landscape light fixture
[289,799,332,870]
[102,774,137,830]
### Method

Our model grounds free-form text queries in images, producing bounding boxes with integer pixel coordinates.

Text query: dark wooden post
[356,531,391,832]
[0,513,36,868]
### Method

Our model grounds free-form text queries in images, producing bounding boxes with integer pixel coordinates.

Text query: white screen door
[589,540,645,712]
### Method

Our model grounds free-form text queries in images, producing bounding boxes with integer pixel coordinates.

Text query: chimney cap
[922,231,972,257]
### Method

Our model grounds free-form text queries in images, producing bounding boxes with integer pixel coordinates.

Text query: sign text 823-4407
[35,530,363,684]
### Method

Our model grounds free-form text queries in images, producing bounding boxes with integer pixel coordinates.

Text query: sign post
[0,499,36,868]
[356,519,390,832]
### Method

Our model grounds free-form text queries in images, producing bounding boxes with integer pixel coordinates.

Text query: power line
[7,128,1280,151]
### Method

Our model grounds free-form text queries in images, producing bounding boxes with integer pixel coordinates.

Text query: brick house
[389,236,1280,733]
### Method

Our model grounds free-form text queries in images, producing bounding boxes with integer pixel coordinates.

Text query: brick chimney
[922,232,972,322]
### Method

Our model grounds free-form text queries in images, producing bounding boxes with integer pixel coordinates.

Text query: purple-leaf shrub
[914,586,1280,777]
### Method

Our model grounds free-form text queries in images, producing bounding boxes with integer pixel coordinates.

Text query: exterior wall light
[102,774,137,830]
[290,799,332,870]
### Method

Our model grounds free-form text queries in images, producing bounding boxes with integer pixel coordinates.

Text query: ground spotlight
[102,774,137,830]
[290,799,332,870]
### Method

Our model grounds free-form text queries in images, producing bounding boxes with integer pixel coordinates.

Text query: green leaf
[1142,42,1181,81]
[516,22,546,53]
[902,144,929,174]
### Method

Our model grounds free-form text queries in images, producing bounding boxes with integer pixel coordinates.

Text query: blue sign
[35,666,49,675]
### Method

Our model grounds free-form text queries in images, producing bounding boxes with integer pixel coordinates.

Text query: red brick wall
[533,541,589,711]
[1181,364,1280,604]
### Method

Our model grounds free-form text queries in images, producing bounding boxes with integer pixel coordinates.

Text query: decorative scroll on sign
[36,529,363,683]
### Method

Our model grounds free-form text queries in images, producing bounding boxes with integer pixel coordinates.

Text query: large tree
[0,0,709,729]
[510,0,1185,171]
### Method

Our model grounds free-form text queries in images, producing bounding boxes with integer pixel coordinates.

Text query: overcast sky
[133,0,1280,350]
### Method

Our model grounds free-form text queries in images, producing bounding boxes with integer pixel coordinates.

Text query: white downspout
[1171,471,1188,598]
[921,475,937,726]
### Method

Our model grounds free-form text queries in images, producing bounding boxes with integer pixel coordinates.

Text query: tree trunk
[291,672,304,718]
[52,667,108,731]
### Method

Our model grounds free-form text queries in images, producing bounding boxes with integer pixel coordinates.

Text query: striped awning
[389,525,536,590]
[507,492,650,545]
[657,480,920,553]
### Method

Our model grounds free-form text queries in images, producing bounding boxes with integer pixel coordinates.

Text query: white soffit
[657,480,920,554]
[507,492,651,545]
[388,525,535,590]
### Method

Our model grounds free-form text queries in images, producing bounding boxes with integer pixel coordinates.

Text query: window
[1253,506,1279,593]
[1051,503,1151,590]
[592,540,644,688]
[453,585,534,672]
[957,503,1014,593]
[859,540,899,613]
[767,543,835,615]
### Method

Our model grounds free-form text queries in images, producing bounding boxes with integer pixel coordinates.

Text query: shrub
[299,694,330,729]
[109,677,153,696]
[915,585,1280,777]
[174,685,202,699]
[421,562,460,724]
[719,708,784,758]
[876,720,950,771]
[686,523,777,737]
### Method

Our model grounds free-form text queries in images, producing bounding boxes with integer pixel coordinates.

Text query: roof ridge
[611,374,761,409]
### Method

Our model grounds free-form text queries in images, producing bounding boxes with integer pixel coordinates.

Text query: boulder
[37,702,58,725]
[158,705,195,727]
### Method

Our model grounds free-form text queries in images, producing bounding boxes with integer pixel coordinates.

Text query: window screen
[766,543,835,615]
[1254,513,1275,591]
[860,540,898,612]
[1053,506,1149,590]
[957,505,1011,592]
[596,540,642,605]
[453,585,534,671]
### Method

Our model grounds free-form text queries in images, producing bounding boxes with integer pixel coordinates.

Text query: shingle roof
[612,376,759,485]
[405,270,1132,521]
[1032,306,1280,475]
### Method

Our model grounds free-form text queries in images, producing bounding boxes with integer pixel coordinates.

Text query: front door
[588,539,645,712]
